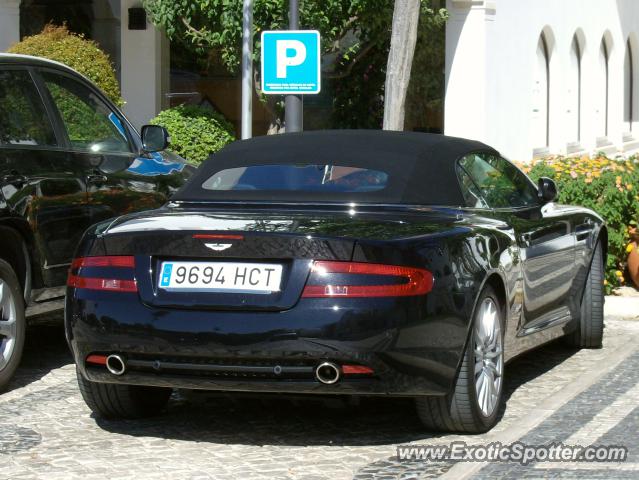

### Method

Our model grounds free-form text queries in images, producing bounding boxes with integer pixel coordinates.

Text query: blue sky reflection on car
[127,151,186,176]
[106,112,185,177]
[108,112,127,140]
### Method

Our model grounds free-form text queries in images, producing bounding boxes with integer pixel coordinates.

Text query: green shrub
[150,105,235,165]
[523,155,639,292]
[8,24,122,106]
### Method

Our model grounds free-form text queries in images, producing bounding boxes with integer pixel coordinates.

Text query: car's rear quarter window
[0,69,57,147]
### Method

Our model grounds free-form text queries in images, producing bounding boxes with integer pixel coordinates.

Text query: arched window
[598,36,611,138]
[625,38,636,133]
[568,34,583,143]
[532,33,550,149]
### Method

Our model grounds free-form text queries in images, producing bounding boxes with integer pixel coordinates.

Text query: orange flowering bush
[521,154,639,292]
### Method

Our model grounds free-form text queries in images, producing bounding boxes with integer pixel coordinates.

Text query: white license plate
[158,261,283,294]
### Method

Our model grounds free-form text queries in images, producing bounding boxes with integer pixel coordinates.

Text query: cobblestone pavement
[2,312,639,480]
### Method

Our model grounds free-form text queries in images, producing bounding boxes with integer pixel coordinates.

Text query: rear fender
[354,228,516,394]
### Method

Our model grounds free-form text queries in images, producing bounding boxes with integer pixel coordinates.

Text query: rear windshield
[175,157,422,204]
[202,164,389,193]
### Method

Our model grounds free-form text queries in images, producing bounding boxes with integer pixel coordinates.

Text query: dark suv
[0,54,193,390]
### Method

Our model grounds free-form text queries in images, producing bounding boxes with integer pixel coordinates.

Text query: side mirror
[141,125,170,152]
[538,177,558,204]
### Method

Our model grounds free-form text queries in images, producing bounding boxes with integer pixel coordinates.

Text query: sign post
[285,0,302,133]
[241,0,253,139]
[260,20,320,133]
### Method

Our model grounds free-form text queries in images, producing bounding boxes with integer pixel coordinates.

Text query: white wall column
[120,0,169,129]
[444,1,496,144]
[0,0,20,52]
[93,0,121,82]
[607,37,626,152]
[578,34,598,154]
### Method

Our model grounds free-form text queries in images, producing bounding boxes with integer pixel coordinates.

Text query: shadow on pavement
[6,313,72,393]
[5,313,580,448]
[93,339,579,447]
[350,340,580,478]
[502,339,578,404]
[97,393,429,447]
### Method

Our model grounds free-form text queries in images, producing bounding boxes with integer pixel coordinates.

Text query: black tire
[415,285,504,433]
[0,258,26,392]
[565,241,605,348]
[76,368,172,419]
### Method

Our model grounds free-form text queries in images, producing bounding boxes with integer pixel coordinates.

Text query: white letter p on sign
[276,40,307,78]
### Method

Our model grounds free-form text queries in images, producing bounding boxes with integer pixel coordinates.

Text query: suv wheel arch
[0,224,33,303]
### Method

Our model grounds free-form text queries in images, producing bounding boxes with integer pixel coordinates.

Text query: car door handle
[86,173,108,185]
[576,226,594,242]
[1,173,28,188]
[576,218,595,241]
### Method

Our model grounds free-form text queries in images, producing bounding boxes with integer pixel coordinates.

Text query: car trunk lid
[101,211,355,311]
[98,207,460,311]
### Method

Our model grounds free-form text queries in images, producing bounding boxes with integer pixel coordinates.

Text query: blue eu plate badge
[160,263,173,288]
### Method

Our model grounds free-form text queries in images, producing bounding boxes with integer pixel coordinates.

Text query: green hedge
[8,24,123,106]
[150,105,235,165]
[523,155,639,292]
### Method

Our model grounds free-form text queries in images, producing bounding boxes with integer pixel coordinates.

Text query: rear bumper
[80,361,446,396]
[66,290,471,397]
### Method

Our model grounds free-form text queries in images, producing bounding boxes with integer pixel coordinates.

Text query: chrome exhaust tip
[315,361,340,385]
[106,354,126,376]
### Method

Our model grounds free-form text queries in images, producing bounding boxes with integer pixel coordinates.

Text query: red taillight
[193,233,244,240]
[86,354,108,366]
[342,364,375,375]
[67,276,137,292]
[71,256,135,269]
[301,261,433,298]
[68,256,137,292]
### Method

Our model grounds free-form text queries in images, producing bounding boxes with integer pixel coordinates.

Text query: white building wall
[444,2,493,142]
[92,0,122,82]
[120,0,169,130]
[0,0,20,52]
[445,0,639,161]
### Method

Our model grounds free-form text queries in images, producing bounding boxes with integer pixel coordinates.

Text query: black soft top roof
[173,130,497,206]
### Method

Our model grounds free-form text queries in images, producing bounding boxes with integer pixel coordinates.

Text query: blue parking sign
[261,30,321,95]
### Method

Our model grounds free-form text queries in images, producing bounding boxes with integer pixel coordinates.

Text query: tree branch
[253,68,263,97]
[252,69,283,134]
[326,15,360,52]
[181,16,210,46]
[322,42,376,80]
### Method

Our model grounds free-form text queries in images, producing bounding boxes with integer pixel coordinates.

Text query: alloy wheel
[473,297,504,417]
[0,279,18,371]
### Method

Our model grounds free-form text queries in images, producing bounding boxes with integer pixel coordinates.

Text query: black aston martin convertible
[65,130,605,433]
